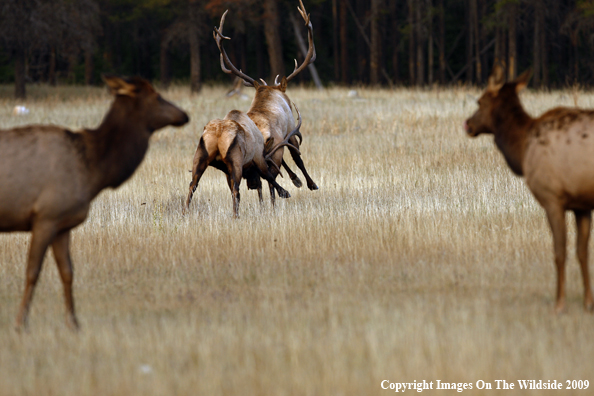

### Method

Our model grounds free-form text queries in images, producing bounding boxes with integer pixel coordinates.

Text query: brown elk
[185,105,302,217]
[0,76,189,329]
[465,65,594,313]
[214,0,318,205]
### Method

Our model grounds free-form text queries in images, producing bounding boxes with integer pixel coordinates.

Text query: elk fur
[0,76,189,329]
[466,65,594,313]
[185,109,293,217]
[214,1,318,204]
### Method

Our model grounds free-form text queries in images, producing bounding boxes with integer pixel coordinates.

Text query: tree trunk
[263,0,284,81]
[14,48,26,99]
[427,0,433,85]
[533,1,545,87]
[49,46,57,87]
[471,0,481,83]
[392,2,400,84]
[465,0,474,84]
[84,49,94,85]
[356,0,367,82]
[370,0,381,85]
[67,53,78,84]
[507,2,517,80]
[340,0,349,84]
[160,37,170,89]
[415,0,424,85]
[408,0,416,85]
[332,0,340,82]
[189,0,202,94]
[438,0,445,84]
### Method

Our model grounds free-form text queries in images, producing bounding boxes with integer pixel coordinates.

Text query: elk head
[465,65,531,137]
[213,0,316,92]
[103,75,189,132]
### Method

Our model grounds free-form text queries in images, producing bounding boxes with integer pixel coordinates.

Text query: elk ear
[279,77,288,92]
[253,80,260,90]
[514,69,532,93]
[264,137,275,155]
[102,75,137,97]
[487,64,505,94]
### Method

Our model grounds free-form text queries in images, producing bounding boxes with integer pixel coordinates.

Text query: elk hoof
[291,175,303,188]
[554,301,567,315]
[66,315,80,331]
[278,189,291,199]
[308,182,319,190]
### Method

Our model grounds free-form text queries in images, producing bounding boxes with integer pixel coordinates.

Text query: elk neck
[492,92,534,176]
[247,88,291,124]
[84,96,152,191]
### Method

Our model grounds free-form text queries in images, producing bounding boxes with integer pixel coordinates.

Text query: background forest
[3,0,594,98]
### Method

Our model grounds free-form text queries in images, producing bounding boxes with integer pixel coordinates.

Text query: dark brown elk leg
[257,186,264,204]
[545,204,567,314]
[16,222,56,330]
[281,159,303,188]
[287,137,318,190]
[185,139,211,212]
[52,230,79,330]
[574,210,594,311]
[228,161,242,218]
[269,182,276,208]
[254,162,290,201]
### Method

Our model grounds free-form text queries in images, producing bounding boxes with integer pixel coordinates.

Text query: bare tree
[0,0,48,98]
[263,0,284,80]
[370,0,382,85]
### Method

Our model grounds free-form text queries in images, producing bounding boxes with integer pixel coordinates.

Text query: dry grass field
[1,83,593,395]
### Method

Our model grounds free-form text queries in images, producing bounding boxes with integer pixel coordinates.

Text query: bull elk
[214,0,318,205]
[465,65,594,313]
[0,76,189,329]
[185,106,302,217]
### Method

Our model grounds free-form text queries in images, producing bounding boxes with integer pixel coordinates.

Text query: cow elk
[0,76,189,330]
[185,105,302,217]
[214,0,318,205]
[465,64,594,313]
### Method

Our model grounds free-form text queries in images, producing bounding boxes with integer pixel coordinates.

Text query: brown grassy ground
[0,84,593,395]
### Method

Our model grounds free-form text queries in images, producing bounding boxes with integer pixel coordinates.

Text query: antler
[286,0,317,82]
[213,10,256,87]
[265,104,303,174]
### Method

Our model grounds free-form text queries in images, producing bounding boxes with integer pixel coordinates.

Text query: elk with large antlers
[185,106,302,217]
[0,76,189,329]
[214,0,318,205]
[466,64,594,313]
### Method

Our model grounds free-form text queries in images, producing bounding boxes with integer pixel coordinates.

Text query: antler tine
[259,78,268,86]
[265,104,303,167]
[286,0,317,82]
[274,75,280,86]
[213,10,256,87]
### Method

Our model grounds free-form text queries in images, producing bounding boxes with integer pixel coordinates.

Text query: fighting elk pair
[185,0,318,217]
[0,76,189,329]
[467,65,594,313]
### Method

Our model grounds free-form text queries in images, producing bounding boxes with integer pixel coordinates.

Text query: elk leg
[269,182,276,208]
[185,140,211,211]
[255,164,290,200]
[52,230,79,330]
[282,159,303,188]
[545,204,567,314]
[287,137,318,190]
[574,210,594,311]
[257,185,264,204]
[225,157,243,218]
[16,222,56,330]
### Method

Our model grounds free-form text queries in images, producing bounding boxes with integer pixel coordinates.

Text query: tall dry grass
[1,84,593,395]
